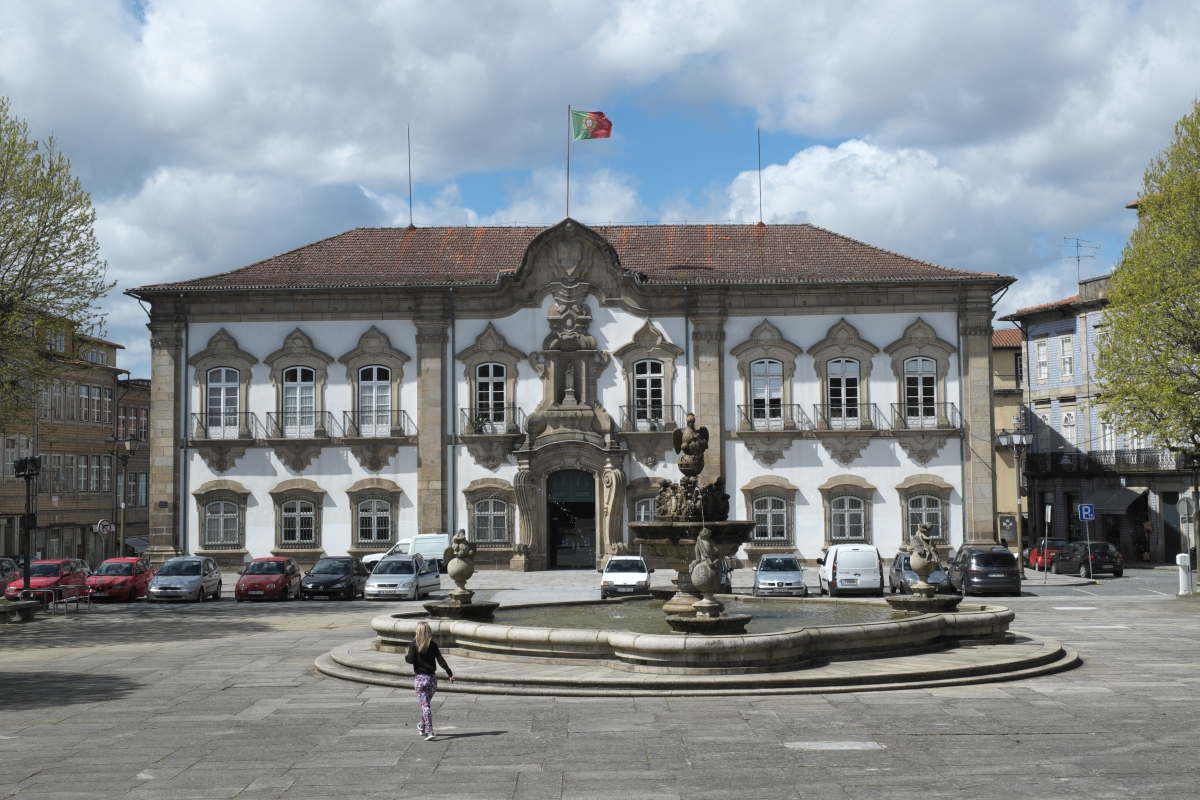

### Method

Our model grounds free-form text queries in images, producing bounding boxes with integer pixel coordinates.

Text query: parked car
[364,555,439,600]
[3,558,86,601]
[888,554,948,594]
[0,557,17,588]
[363,533,452,571]
[1052,541,1124,578]
[300,557,369,600]
[600,555,653,599]
[148,557,222,602]
[1027,538,1069,571]
[752,554,808,597]
[946,547,1021,597]
[718,556,735,594]
[86,557,155,601]
[816,545,884,597]
[235,557,301,601]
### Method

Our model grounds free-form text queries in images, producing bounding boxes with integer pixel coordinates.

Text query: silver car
[148,556,222,602]
[0,557,17,588]
[889,554,948,594]
[364,556,439,601]
[752,554,809,597]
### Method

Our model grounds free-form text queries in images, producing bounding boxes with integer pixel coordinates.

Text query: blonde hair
[413,621,433,654]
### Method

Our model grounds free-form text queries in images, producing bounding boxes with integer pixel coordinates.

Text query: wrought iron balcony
[1024,448,1188,476]
[620,404,684,432]
[264,411,341,440]
[189,412,263,440]
[460,406,525,435]
[889,403,962,431]
[736,404,814,432]
[813,403,888,431]
[342,409,416,438]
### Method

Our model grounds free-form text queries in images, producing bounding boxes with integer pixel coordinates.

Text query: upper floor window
[830,495,866,542]
[1036,411,1051,451]
[358,366,391,436]
[634,497,656,522]
[827,358,859,426]
[1061,411,1077,447]
[1035,340,1048,381]
[1014,352,1024,384]
[475,363,507,427]
[1059,335,1074,379]
[750,359,784,430]
[632,359,665,423]
[753,495,788,541]
[903,357,937,425]
[282,367,315,437]
[207,368,240,439]
[1100,421,1115,450]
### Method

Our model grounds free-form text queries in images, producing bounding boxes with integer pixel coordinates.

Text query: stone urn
[886,523,962,613]
[663,528,751,634]
[424,530,499,621]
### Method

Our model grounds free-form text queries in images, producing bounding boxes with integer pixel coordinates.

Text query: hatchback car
[235,557,301,601]
[752,554,808,597]
[888,554,948,594]
[148,557,222,602]
[816,544,884,597]
[1027,538,1069,571]
[300,557,368,600]
[1053,541,1124,578]
[600,555,652,599]
[946,547,1021,597]
[86,557,155,601]
[3,559,86,601]
[364,556,439,600]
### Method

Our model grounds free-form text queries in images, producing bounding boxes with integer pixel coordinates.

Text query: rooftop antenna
[757,126,763,225]
[407,123,414,228]
[1060,237,1099,284]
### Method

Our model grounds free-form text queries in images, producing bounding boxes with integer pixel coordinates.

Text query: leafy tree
[1097,100,1200,451]
[0,97,114,429]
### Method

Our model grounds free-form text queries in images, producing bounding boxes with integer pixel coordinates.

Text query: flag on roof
[572,110,612,140]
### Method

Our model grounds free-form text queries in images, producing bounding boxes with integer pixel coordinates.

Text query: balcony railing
[460,406,525,435]
[736,404,814,432]
[190,412,263,440]
[342,409,416,438]
[993,374,1023,391]
[620,404,684,432]
[890,402,961,431]
[1025,448,1187,475]
[813,403,888,431]
[264,411,341,440]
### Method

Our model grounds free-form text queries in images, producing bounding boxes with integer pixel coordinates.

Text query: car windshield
[760,557,800,572]
[245,561,285,574]
[1090,543,1120,555]
[1038,539,1068,550]
[29,563,61,577]
[971,552,1016,568]
[605,559,648,573]
[158,560,202,576]
[311,559,352,575]
[374,560,416,575]
[95,562,134,576]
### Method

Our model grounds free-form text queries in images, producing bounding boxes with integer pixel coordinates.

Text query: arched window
[753,496,788,541]
[206,368,239,439]
[632,359,664,429]
[827,358,860,429]
[750,359,784,430]
[357,498,391,543]
[281,499,315,545]
[830,495,865,541]
[475,363,506,431]
[203,500,240,547]
[634,497,656,522]
[473,498,509,543]
[907,495,942,541]
[903,357,937,427]
[283,367,315,437]
[358,366,391,436]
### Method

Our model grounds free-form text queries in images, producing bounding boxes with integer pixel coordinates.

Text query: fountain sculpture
[885,523,963,613]
[423,529,499,621]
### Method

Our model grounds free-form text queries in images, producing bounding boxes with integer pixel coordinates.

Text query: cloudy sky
[3,0,1198,377]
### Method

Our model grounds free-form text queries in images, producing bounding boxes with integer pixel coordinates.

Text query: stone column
[960,296,998,544]
[415,318,449,535]
[511,455,546,572]
[146,313,184,565]
[691,313,726,482]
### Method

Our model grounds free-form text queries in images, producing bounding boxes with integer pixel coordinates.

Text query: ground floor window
[203,500,241,547]
[907,495,943,541]
[474,498,509,543]
[281,499,316,546]
[830,495,866,542]
[753,496,788,541]
[357,498,392,544]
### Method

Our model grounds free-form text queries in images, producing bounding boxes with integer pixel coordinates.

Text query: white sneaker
[424,732,436,741]
[417,722,426,735]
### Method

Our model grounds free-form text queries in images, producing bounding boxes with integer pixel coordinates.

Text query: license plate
[988,573,1004,578]
[841,579,858,586]
[1102,563,1113,568]
[93,591,107,597]
[249,591,263,595]
[376,589,396,595]
[617,587,634,592]
[314,595,330,600]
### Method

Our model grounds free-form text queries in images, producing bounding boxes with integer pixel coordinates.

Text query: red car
[3,558,87,601]
[1027,538,1069,571]
[86,557,156,601]
[235,557,301,601]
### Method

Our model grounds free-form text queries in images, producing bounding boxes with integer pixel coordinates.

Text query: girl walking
[405,621,455,740]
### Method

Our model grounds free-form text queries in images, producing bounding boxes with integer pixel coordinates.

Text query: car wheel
[1051,559,1060,575]
[1079,564,1090,579]
[197,587,205,603]
[802,587,809,598]
[214,583,222,601]
[1113,569,1123,578]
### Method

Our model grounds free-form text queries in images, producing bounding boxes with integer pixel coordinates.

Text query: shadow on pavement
[0,607,277,649]
[435,731,506,739]
[0,671,141,710]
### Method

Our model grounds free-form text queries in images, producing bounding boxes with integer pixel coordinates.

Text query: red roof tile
[1001,295,1081,320]
[992,328,1023,348]
[131,222,1005,294]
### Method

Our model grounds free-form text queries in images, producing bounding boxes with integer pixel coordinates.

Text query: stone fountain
[885,523,962,613]
[423,530,499,621]
[629,413,757,633]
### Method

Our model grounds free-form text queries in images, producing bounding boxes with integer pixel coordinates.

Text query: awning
[123,536,149,554]
[1085,488,1147,515]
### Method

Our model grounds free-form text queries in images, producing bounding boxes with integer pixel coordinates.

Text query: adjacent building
[129,219,1010,570]
[992,327,1025,543]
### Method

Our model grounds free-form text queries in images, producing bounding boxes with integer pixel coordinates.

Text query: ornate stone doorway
[546,469,596,569]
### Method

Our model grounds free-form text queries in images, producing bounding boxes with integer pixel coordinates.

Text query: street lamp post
[14,456,40,594]
[106,435,141,559]
[997,429,1032,578]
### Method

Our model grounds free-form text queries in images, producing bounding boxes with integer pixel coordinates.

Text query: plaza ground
[1,568,1197,799]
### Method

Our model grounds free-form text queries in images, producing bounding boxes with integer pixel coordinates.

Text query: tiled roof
[131,222,1004,293]
[1000,295,1081,321]
[991,328,1023,348]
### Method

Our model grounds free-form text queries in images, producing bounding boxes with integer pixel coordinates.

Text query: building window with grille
[473,498,509,543]
[4,437,16,479]
[63,455,75,493]
[52,383,63,420]
[830,495,867,542]
[280,498,317,546]
[907,495,943,541]
[634,497,656,522]
[203,500,241,547]
[77,455,87,492]
[753,496,789,541]
[1014,352,1023,385]
[1059,335,1073,379]
[632,359,665,428]
[90,386,101,423]
[357,498,392,545]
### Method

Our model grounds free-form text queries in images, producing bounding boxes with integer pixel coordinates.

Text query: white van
[816,544,884,597]
[362,533,451,571]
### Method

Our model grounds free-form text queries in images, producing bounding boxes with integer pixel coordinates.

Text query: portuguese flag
[572,110,612,140]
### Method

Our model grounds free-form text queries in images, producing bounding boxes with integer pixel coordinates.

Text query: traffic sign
[97,519,114,538]
[1079,503,1095,522]
[1178,496,1195,520]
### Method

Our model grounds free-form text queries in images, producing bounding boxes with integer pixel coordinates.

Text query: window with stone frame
[463,478,517,546]
[191,329,259,437]
[906,495,944,541]
[632,359,666,427]
[1061,411,1077,447]
[752,495,789,541]
[356,498,393,545]
[475,363,507,427]
[473,498,509,543]
[202,498,243,548]
[456,323,527,436]
[895,476,953,546]
[634,497,656,522]
[338,327,410,439]
[614,321,684,430]
[830,495,867,542]
[279,497,318,548]
[206,367,240,438]
[730,320,803,430]
[883,318,957,428]
[1035,339,1049,382]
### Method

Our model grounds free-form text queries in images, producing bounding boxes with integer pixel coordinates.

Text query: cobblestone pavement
[1,569,1197,799]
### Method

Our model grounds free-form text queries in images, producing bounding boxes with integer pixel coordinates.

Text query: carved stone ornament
[894,430,952,465]
[619,429,675,467]
[346,439,403,472]
[193,441,249,474]
[271,441,325,472]
[817,430,873,465]
[460,432,523,471]
[736,430,796,465]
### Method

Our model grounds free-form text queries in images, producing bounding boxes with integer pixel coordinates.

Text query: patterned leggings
[414,674,437,731]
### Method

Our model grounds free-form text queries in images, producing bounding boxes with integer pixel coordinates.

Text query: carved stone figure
[907,522,939,588]
[443,529,477,604]
[673,413,709,478]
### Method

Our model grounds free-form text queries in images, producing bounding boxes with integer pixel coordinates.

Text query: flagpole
[407,123,414,228]
[757,126,763,225]
[566,104,571,219]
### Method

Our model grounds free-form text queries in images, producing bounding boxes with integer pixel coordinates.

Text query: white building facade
[130,219,1009,569]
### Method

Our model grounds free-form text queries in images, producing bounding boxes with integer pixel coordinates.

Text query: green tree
[0,96,114,429]
[1097,100,1200,450]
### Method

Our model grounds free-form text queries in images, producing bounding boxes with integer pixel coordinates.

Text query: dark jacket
[405,640,453,677]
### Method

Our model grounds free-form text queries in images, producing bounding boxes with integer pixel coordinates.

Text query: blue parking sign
[1079,503,1095,522]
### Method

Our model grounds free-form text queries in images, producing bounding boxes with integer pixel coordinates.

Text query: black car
[946,547,1021,597]
[300,557,369,600]
[1052,541,1124,578]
